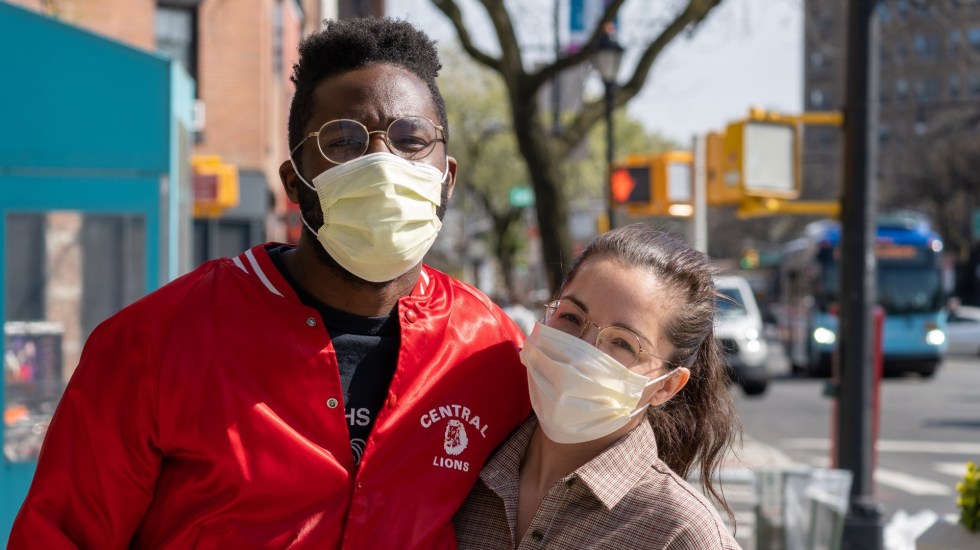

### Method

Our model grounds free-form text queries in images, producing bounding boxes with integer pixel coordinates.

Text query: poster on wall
[4,321,64,463]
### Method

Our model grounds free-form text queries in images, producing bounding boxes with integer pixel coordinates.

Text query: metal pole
[692,135,708,253]
[552,0,561,136]
[605,80,616,231]
[838,0,883,548]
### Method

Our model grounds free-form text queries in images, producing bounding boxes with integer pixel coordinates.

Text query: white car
[714,275,770,396]
[946,305,980,356]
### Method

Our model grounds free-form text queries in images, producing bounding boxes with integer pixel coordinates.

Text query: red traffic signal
[610,165,651,204]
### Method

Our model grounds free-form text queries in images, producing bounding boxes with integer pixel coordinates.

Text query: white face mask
[290,152,449,283]
[519,322,676,445]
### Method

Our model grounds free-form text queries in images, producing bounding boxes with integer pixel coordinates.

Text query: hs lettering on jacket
[420,404,490,473]
[346,407,371,427]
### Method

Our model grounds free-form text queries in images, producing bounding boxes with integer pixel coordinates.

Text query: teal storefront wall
[0,3,194,540]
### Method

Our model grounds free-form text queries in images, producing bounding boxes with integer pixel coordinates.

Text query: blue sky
[387,0,803,145]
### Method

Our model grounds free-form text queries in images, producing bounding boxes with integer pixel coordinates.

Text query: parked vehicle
[714,275,770,396]
[946,305,980,356]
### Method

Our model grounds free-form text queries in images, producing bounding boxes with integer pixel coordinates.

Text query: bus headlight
[925,329,945,346]
[813,327,836,345]
[744,328,760,341]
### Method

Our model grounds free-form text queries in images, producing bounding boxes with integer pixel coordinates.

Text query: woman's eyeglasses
[543,300,674,369]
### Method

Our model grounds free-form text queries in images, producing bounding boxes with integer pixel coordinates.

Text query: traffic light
[740,248,760,269]
[654,151,693,216]
[610,153,693,217]
[706,131,742,206]
[610,163,652,205]
[721,108,801,200]
[191,155,240,218]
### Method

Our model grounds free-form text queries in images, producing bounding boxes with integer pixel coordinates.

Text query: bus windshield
[818,262,942,314]
[879,267,943,314]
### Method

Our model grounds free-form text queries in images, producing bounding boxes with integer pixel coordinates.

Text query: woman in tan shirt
[455,224,742,549]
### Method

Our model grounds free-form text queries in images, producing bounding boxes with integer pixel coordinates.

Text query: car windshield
[716,287,747,318]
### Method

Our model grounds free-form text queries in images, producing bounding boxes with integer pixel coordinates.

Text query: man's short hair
[288,17,449,153]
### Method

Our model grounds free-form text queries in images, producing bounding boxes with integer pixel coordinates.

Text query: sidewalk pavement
[725,434,799,473]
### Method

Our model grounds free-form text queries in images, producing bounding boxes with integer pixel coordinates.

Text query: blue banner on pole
[567,0,618,53]
[570,0,585,31]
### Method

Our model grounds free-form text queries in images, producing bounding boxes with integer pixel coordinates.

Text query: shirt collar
[575,418,660,510]
[478,416,660,511]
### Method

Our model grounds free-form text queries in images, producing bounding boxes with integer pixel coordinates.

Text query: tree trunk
[511,96,571,294]
[494,218,516,299]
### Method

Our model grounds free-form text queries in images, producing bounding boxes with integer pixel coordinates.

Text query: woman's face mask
[520,323,677,444]
[290,152,449,283]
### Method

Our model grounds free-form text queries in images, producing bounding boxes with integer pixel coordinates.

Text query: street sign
[509,186,535,208]
[973,209,980,240]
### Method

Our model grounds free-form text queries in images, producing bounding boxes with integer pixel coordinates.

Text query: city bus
[779,213,947,377]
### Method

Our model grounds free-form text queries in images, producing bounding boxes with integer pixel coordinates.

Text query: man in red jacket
[10,17,531,549]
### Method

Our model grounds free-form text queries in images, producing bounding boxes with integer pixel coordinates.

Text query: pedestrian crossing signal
[610,165,651,205]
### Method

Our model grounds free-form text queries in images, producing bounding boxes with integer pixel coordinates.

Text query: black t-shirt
[267,245,399,466]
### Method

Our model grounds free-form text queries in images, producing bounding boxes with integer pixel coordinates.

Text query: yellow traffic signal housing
[722,110,801,200]
[649,150,693,217]
[706,131,742,206]
[192,155,240,218]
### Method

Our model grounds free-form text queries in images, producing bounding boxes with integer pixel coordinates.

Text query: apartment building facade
[803,0,980,301]
[803,0,980,199]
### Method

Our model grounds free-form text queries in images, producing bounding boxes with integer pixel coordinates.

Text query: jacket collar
[233,244,433,301]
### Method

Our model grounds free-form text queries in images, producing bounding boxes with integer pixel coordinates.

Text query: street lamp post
[593,25,624,231]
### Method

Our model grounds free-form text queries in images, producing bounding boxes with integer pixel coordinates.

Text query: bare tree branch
[432,0,726,291]
[527,0,628,88]
[432,0,502,71]
[556,0,723,154]
[476,0,525,78]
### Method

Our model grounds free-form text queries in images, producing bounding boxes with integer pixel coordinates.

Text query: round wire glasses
[543,299,672,369]
[291,116,446,164]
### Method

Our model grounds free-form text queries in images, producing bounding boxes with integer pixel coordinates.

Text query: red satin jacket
[9,244,531,549]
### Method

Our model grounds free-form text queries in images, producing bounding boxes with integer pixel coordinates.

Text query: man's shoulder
[422,265,524,339]
[110,247,270,325]
[137,257,228,304]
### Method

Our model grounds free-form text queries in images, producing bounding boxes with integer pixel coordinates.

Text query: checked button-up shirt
[454,416,741,550]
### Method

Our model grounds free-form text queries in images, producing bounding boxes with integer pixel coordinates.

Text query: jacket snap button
[530,531,544,541]
[306,317,317,327]
[405,310,418,323]
[326,398,339,408]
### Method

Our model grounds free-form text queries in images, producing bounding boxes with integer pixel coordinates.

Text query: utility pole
[604,80,616,230]
[552,0,561,136]
[838,0,883,548]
